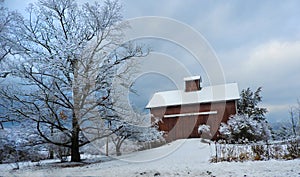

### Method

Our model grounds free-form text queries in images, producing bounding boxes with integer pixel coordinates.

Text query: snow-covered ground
[1,139,299,177]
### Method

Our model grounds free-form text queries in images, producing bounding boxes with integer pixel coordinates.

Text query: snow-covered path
[1,139,300,177]
[118,138,210,163]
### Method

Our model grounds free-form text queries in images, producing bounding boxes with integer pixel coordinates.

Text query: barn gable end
[146,76,239,141]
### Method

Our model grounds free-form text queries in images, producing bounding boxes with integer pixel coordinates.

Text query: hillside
[1,139,299,177]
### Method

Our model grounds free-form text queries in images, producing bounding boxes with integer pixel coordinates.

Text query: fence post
[266,140,270,160]
[215,141,218,162]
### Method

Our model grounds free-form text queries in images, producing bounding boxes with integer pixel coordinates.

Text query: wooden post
[106,120,111,156]
[215,141,218,162]
[106,136,109,156]
[266,140,270,160]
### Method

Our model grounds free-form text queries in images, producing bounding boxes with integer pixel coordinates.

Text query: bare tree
[110,114,163,156]
[275,99,300,140]
[105,67,164,156]
[0,0,147,162]
[289,100,300,138]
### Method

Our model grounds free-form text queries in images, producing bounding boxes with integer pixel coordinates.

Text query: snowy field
[1,139,299,177]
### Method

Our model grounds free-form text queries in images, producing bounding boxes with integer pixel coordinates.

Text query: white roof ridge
[184,76,201,81]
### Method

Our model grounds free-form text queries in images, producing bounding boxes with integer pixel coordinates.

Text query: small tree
[198,124,212,139]
[110,118,163,156]
[276,100,300,140]
[289,100,300,138]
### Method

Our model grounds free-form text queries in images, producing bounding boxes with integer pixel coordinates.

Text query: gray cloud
[4,0,300,122]
[121,0,300,122]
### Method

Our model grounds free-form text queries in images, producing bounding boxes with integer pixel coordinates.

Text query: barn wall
[150,100,237,141]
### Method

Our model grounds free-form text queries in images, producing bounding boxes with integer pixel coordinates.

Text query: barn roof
[145,83,240,108]
[183,76,201,81]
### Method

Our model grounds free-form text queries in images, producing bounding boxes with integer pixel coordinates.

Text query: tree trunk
[116,144,122,156]
[70,110,81,162]
[71,138,80,162]
[49,150,54,159]
[49,125,54,159]
[71,60,81,162]
[70,123,81,162]
[116,138,125,156]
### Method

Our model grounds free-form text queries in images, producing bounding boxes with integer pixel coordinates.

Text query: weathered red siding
[151,100,236,141]
[185,79,201,92]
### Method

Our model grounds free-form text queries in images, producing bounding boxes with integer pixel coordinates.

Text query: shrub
[285,140,300,159]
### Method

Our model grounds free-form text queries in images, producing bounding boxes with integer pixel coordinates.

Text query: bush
[219,114,271,143]
[0,144,46,164]
[285,140,300,159]
[252,145,267,160]
[211,140,300,163]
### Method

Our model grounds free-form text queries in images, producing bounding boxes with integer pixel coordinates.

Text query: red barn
[146,76,239,141]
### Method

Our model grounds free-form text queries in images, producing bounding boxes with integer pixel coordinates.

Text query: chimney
[184,76,202,92]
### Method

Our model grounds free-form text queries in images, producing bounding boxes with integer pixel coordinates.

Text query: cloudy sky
[124,0,300,123]
[4,0,300,123]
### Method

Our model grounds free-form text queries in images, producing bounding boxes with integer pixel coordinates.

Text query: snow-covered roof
[146,83,240,108]
[184,76,201,81]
